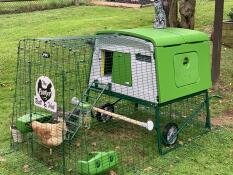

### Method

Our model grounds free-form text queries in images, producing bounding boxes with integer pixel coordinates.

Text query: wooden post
[211,0,224,85]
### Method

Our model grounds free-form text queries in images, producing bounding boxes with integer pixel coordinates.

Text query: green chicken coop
[87,27,212,150]
[12,27,213,174]
[91,28,211,104]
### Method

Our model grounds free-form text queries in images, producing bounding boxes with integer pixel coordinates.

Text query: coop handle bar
[93,107,154,131]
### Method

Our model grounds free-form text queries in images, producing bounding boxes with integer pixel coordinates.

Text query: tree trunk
[155,0,196,29]
[162,0,179,27]
[74,0,80,6]
[162,0,170,26]
[168,0,179,27]
[179,0,196,29]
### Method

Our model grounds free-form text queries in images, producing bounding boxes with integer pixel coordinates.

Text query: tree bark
[162,0,170,26]
[74,0,80,6]
[156,0,196,29]
[162,0,179,27]
[179,0,196,29]
[168,0,179,27]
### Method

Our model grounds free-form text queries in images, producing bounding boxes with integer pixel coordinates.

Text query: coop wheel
[162,123,178,146]
[95,103,114,122]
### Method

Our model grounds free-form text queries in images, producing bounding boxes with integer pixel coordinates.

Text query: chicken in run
[31,110,68,155]
[31,120,67,146]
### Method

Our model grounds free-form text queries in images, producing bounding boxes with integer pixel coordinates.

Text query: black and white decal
[34,76,57,112]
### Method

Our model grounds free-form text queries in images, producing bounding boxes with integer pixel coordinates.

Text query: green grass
[0,1,233,174]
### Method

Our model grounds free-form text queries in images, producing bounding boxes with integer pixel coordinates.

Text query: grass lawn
[0,1,233,174]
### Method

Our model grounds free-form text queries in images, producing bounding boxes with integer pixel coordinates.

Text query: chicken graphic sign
[34,76,57,112]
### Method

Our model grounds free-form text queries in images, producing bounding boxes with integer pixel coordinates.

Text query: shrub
[228,8,233,21]
[0,0,79,15]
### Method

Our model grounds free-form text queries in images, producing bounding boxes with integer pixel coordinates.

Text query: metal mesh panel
[157,91,209,154]
[13,37,93,117]
[12,37,94,173]
[11,35,210,174]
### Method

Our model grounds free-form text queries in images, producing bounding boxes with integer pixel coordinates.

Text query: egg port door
[174,52,200,87]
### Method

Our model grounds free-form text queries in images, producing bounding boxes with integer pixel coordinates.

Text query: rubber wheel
[96,103,114,122]
[162,123,178,146]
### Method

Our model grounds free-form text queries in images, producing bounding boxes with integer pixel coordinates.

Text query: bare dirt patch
[90,0,152,8]
[212,108,233,126]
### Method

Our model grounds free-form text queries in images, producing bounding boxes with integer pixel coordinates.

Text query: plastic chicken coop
[12,28,212,175]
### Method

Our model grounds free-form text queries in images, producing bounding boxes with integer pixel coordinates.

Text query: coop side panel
[89,36,158,104]
[156,41,212,103]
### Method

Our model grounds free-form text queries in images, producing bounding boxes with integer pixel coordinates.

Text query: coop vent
[136,53,152,63]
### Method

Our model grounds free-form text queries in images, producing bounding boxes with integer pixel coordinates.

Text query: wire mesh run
[157,91,210,154]
[11,36,211,174]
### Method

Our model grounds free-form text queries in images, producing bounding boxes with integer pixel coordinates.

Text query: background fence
[0,0,155,14]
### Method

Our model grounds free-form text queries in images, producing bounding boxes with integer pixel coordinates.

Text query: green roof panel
[97,28,209,47]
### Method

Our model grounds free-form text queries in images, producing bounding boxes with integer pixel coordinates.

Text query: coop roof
[97,28,209,47]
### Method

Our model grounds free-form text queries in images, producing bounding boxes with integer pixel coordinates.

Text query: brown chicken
[32,121,67,147]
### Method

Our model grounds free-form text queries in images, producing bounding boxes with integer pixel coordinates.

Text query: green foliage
[228,8,233,21]
[0,0,76,14]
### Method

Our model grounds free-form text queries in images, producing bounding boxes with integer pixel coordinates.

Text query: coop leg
[205,90,211,129]
[50,148,53,155]
[85,89,91,102]
[134,103,138,111]
[155,106,163,155]
[61,72,66,175]
[28,61,34,156]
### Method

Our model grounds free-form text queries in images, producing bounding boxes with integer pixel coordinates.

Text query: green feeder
[78,151,118,175]
[16,113,52,133]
